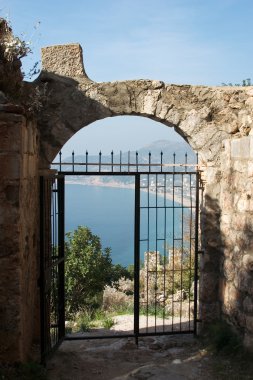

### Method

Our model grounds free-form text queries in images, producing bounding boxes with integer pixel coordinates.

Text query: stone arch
[37,44,253,169]
[35,44,253,348]
[2,29,253,364]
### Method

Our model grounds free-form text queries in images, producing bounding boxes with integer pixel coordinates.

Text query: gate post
[57,176,65,340]
[39,170,65,362]
[194,170,200,335]
[134,174,140,344]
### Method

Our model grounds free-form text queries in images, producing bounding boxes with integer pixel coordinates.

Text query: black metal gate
[40,151,201,361]
[40,175,65,362]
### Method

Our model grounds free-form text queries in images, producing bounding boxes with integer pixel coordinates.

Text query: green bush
[65,226,132,318]
[102,316,115,329]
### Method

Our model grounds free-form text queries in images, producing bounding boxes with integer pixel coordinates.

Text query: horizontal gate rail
[54,170,198,175]
[52,150,199,174]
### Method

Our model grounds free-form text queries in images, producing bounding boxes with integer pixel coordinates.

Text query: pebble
[172,359,182,364]
[0,91,7,104]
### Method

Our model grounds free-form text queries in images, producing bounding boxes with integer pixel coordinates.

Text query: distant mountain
[56,139,196,168]
[134,139,196,164]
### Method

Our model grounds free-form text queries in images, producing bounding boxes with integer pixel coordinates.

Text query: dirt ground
[47,315,216,380]
[47,335,216,380]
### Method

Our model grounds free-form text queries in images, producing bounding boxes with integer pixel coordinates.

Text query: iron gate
[40,175,65,362]
[40,151,201,361]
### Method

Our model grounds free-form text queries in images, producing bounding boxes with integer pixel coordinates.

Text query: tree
[65,226,131,317]
[65,226,113,316]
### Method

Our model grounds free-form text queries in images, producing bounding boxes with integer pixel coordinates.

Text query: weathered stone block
[223,259,235,281]
[0,121,22,152]
[243,296,253,315]
[233,159,248,173]
[28,156,37,177]
[222,281,240,311]
[199,302,220,321]
[231,136,250,159]
[246,316,253,333]
[199,273,219,302]
[242,254,253,272]
[243,333,253,351]
[0,204,19,224]
[248,161,253,176]
[21,153,29,179]
[0,153,21,179]
[236,270,253,295]
[41,44,88,78]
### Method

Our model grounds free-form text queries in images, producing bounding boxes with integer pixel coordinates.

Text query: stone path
[47,334,215,380]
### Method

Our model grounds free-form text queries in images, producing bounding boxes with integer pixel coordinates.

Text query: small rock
[172,359,182,364]
[149,342,162,350]
[0,91,7,104]
[167,347,185,356]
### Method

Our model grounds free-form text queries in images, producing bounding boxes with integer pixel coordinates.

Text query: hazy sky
[2,0,252,155]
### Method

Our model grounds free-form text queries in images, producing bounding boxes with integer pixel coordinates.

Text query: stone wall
[218,135,253,347]
[0,102,40,362]
[2,31,253,363]
[0,20,41,362]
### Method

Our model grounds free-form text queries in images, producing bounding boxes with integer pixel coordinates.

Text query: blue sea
[65,184,185,267]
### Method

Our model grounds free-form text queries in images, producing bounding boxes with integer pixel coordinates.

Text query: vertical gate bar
[53,182,56,258]
[52,183,57,344]
[163,173,166,331]
[59,151,62,172]
[172,153,176,330]
[155,174,158,332]
[99,151,102,172]
[146,174,150,330]
[72,151,75,172]
[185,153,188,172]
[180,173,184,331]
[58,176,65,340]
[47,179,52,352]
[134,174,140,345]
[40,176,46,364]
[111,150,114,172]
[188,173,193,330]
[193,171,200,335]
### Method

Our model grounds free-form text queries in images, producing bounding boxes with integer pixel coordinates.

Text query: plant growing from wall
[0,17,43,111]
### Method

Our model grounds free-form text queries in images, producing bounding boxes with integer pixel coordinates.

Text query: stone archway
[35,44,253,349]
[37,44,252,170]
[1,33,253,363]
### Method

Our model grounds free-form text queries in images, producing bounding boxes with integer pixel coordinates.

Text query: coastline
[65,180,193,207]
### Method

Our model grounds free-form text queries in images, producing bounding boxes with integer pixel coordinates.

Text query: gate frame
[40,154,201,361]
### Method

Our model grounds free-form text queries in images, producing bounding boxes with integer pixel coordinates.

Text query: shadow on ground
[47,334,215,380]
